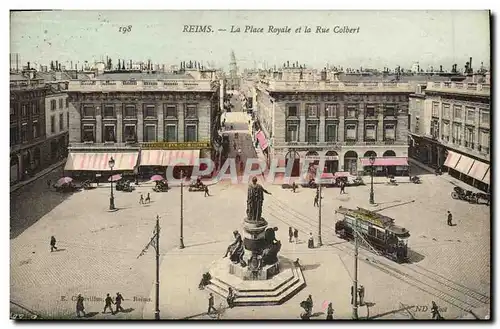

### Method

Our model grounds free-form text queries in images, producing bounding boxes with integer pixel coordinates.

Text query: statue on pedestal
[262,227,281,266]
[224,230,246,266]
[247,177,271,222]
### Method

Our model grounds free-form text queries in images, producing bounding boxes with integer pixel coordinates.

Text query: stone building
[409,81,491,191]
[10,70,48,184]
[65,71,221,179]
[254,79,414,176]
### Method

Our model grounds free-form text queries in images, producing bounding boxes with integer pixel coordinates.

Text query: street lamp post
[109,157,115,210]
[179,170,185,249]
[369,155,375,205]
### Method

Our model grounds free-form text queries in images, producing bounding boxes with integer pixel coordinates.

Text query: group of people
[300,294,334,320]
[350,285,366,306]
[139,193,151,204]
[288,227,300,243]
[75,293,125,318]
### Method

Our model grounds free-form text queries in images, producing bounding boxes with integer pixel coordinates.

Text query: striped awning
[468,160,490,182]
[443,151,462,169]
[454,155,475,176]
[360,157,408,167]
[162,150,200,166]
[140,150,166,166]
[255,130,268,151]
[483,168,490,185]
[65,152,139,171]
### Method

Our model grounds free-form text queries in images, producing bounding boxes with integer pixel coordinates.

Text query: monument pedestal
[206,256,305,306]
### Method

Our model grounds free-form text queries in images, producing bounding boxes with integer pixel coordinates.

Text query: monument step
[210,267,297,293]
[206,264,306,305]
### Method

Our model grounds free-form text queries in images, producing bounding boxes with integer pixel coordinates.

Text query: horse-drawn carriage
[153,180,170,192]
[451,186,490,205]
[188,179,206,192]
[116,180,135,192]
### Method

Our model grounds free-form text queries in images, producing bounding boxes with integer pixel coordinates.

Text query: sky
[10,10,491,71]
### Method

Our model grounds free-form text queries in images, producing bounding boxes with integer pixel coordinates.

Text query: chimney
[27,62,30,70]
[55,61,59,71]
[130,60,132,69]
[58,63,61,71]
[469,57,473,73]
[287,60,289,67]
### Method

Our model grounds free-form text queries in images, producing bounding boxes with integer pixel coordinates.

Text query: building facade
[254,79,414,176]
[10,71,49,184]
[65,73,221,179]
[409,81,491,191]
[45,82,70,164]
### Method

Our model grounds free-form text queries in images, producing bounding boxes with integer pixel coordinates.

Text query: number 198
[119,25,132,33]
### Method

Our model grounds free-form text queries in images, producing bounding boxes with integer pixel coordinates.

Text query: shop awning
[140,150,166,166]
[335,171,351,178]
[360,157,408,167]
[483,169,490,185]
[321,173,335,179]
[454,155,475,176]
[443,151,462,169]
[255,130,268,151]
[65,152,139,171]
[162,150,200,166]
[468,160,490,182]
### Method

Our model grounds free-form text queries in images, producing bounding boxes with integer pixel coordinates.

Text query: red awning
[65,152,139,171]
[360,157,408,167]
[162,150,200,166]
[255,130,268,150]
[335,171,351,177]
[321,173,335,179]
[468,160,489,182]
[140,150,166,166]
[443,151,461,169]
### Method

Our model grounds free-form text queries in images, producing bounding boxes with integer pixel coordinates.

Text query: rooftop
[67,79,218,93]
[93,72,195,81]
[425,81,490,97]
[262,80,416,93]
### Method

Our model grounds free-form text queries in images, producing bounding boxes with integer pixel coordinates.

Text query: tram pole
[317,182,323,247]
[352,215,359,320]
[154,216,160,320]
[179,170,185,249]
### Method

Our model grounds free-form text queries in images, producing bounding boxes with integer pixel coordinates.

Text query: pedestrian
[431,301,441,319]
[340,181,346,194]
[233,142,237,151]
[308,233,314,249]
[139,194,144,205]
[145,192,151,203]
[306,294,313,314]
[358,285,365,306]
[314,193,319,207]
[288,227,293,243]
[292,181,297,193]
[103,293,114,314]
[47,179,51,189]
[226,287,235,308]
[76,294,86,318]
[115,292,125,313]
[50,236,58,252]
[293,228,299,244]
[350,285,355,305]
[326,302,334,320]
[204,185,210,197]
[447,211,453,226]
[207,293,217,314]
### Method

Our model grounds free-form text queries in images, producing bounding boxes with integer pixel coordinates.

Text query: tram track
[264,195,491,315]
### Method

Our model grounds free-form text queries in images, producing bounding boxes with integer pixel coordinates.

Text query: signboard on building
[304,156,339,161]
[141,141,211,150]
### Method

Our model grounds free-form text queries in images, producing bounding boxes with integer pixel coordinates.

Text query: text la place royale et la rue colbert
[182,25,360,34]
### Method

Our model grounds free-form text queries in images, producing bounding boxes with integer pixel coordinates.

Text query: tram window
[376,230,385,240]
[368,227,376,237]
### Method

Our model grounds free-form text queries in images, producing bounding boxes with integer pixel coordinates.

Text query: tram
[334,206,410,263]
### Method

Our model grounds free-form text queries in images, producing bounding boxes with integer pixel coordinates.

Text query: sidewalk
[10,159,67,194]
[408,158,484,193]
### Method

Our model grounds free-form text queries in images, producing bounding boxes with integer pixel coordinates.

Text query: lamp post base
[109,197,115,211]
[154,311,160,320]
[179,238,185,249]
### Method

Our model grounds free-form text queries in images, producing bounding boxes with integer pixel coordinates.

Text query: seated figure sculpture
[261,227,281,266]
[224,230,246,266]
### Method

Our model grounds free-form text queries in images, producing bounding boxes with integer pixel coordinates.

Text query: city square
[10,154,490,319]
[9,10,491,321]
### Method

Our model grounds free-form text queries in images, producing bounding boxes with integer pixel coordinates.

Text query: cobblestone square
[10,162,490,319]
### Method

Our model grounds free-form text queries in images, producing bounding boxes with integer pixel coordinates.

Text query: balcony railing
[10,79,46,90]
[267,80,414,92]
[68,79,216,92]
[426,81,490,95]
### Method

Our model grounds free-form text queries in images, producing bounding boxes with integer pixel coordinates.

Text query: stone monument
[205,177,305,306]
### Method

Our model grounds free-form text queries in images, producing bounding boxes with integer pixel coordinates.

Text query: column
[319,103,326,142]
[157,102,164,141]
[299,102,306,142]
[178,102,185,142]
[338,103,345,142]
[96,105,102,143]
[377,104,384,142]
[358,103,365,141]
[116,103,123,143]
[474,107,480,148]
[137,102,144,142]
